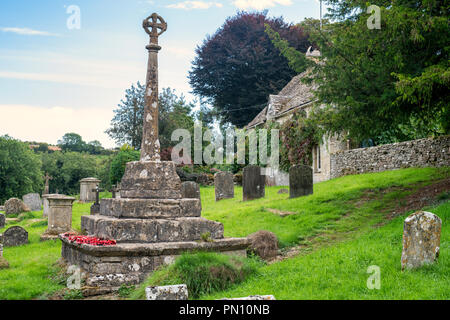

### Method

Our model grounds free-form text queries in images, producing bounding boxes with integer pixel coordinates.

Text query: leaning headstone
[243,166,265,201]
[22,193,42,212]
[289,165,313,199]
[146,285,188,300]
[41,195,75,241]
[4,198,30,215]
[3,226,28,247]
[181,182,201,200]
[401,211,442,270]
[79,177,101,202]
[214,172,234,201]
[0,244,9,269]
[0,213,5,229]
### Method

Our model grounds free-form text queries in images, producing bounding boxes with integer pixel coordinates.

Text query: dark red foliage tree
[189,11,311,127]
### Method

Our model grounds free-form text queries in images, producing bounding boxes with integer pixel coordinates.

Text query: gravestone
[59,13,249,295]
[23,193,42,212]
[42,194,60,217]
[0,213,5,229]
[181,182,201,200]
[43,172,53,195]
[401,211,442,270]
[4,198,30,215]
[79,178,101,203]
[289,165,313,199]
[90,186,104,215]
[0,244,9,269]
[146,285,188,300]
[214,172,234,201]
[243,166,265,201]
[3,226,28,247]
[41,195,75,241]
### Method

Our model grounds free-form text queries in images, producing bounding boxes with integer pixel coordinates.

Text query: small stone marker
[90,186,104,215]
[3,226,28,247]
[0,213,5,229]
[289,165,313,199]
[0,244,9,269]
[181,181,201,201]
[41,195,76,241]
[401,211,442,270]
[214,172,234,201]
[4,198,30,215]
[145,284,188,300]
[79,177,101,203]
[277,188,289,194]
[22,193,42,212]
[243,166,265,201]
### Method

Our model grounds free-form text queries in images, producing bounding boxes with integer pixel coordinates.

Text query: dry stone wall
[330,136,450,179]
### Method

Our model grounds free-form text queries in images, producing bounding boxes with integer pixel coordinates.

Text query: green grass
[0,168,448,300]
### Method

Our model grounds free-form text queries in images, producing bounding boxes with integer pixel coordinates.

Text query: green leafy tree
[109,145,140,185]
[58,133,87,153]
[0,135,43,203]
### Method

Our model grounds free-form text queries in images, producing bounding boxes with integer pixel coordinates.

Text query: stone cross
[43,172,53,195]
[91,186,104,206]
[141,13,167,162]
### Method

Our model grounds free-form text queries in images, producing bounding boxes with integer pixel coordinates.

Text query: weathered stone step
[81,215,224,243]
[99,198,201,219]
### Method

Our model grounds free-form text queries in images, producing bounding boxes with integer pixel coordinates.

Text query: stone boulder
[4,198,30,215]
[401,211,442,270]
[247,230,279,260]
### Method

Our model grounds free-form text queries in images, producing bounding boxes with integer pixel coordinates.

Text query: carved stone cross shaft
[141,13,167,161]
[43,172,53,195]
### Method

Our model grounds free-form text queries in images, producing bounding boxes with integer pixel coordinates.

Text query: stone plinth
[243,166,265,201]
[41,195,75,241]
[42,194,60,217]
[214,172,234,201]
[401,211,442,270]
[289,165,313,198]
[80,178,101,203]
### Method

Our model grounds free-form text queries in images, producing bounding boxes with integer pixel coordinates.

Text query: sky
[0,0,326,149]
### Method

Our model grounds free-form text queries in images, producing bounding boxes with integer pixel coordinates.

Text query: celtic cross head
[143,13,167,45]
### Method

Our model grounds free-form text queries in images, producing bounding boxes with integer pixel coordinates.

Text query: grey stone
[243,166,265,201]
[22,193,42,211]
[80,177,101,203]
[4,198,30,215]
[215,172,234,201]
[401,211,442,270]
[277,188,289,194]
[181,182,201,201]
[3,226,28,247]
[0,206,5,211]
[0,213,5,229]
[289,165,313,198]
[145,284,188,300]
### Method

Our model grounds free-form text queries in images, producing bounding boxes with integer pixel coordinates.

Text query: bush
[130,252,262,300]
[109,148,140,185]
[0,135,43,203]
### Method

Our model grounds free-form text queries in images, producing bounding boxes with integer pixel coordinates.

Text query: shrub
[130,252,262,299]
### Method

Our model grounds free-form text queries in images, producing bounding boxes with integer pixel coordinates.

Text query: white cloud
[167,1,223,10]
[0,27,60,37]
[0,104,116,148]
[232,0,293,10]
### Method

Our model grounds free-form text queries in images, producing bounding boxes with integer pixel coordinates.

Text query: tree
[110,145,140,185]
[0,135,43,203]
[189,11,311,127]
[106,84,197,152]
[58,133,87,153]
[266,1,449,144]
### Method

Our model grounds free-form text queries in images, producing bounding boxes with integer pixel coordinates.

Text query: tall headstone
[3,226,28,247]
[59,13,249,294]
[401,211,442,270]
[289,165,313,199]
[243,166,265,201]
[214,172,234,201]
[80,178,101,203]
[22,193,42,212]
[41,195,75,241]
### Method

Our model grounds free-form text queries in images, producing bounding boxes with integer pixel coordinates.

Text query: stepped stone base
[60,235,250,294]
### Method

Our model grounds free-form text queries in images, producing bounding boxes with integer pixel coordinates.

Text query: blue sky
[0,0,325,148]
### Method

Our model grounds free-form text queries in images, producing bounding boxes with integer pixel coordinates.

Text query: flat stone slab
[60,236,250,289]
[100,198,201,219]
[146,285,188,300]
[81,215,224,243]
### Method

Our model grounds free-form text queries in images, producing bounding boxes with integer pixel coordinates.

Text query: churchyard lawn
[0,168,448,300]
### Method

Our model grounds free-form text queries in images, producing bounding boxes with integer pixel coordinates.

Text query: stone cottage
[245,49,350,184]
